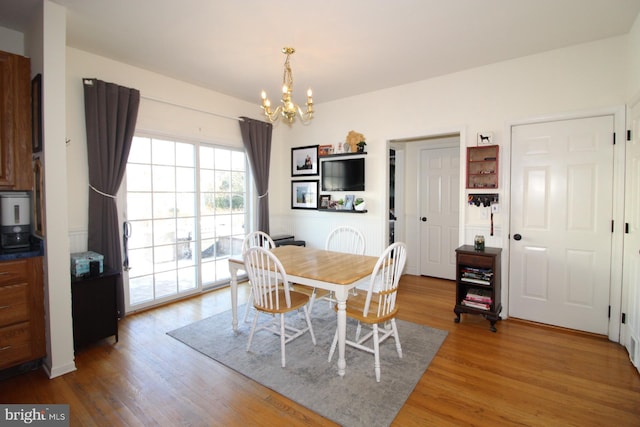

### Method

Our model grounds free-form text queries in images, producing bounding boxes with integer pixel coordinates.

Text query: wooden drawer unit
[456,252,494,269]
[0,322,31,368]
[0,259,29,285]
[0,257,45,371]
[0,283,29,325]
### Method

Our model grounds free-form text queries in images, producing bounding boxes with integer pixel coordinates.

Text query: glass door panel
[124,136,246,312]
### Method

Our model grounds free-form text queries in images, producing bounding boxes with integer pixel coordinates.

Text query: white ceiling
[2,0,640,104]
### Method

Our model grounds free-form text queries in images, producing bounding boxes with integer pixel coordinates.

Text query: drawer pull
[0,272,9,276]
[0,345,11,351]
[0,305,9,310]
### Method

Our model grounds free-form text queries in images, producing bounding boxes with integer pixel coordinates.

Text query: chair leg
[307,289,317,313]
[243,288,254,323]
[355,322,362,341]
[373,324,381,382]
[280,314,286,368]
[328,291,340,307]
[303,305,317,345]
[246,311,259,351]
[328,329,339,362]
[391,319,403,358]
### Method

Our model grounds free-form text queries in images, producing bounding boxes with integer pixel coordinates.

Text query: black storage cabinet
[71,267,120,350]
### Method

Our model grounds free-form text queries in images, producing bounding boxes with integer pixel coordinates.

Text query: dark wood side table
[71,267,120,350]
[453,245,502,332]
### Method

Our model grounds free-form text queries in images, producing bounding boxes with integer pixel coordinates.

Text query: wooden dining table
[228,244,379,377]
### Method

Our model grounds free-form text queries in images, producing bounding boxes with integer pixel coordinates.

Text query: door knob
[513,234,522,241]
[420,217,427,222]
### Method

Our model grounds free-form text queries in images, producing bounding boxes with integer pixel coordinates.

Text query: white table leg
[228,261,240,332]
[334,287,348,377]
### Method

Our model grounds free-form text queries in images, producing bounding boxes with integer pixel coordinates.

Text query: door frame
[386,127,466,276]
[621,93,640,372]
[503,105,626,342]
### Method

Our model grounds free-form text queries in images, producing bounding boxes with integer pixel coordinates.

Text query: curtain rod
[141,95,244,122]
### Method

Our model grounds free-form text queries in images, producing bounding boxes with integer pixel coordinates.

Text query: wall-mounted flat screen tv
[321,157,365,191]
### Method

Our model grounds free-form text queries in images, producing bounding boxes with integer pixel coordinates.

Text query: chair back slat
[325,226,366,255]
[244,246,291,310]
[363,242,407,318]
[242,231,275,255]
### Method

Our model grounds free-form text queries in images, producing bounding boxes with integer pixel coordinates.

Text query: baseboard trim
[44,360,77,379]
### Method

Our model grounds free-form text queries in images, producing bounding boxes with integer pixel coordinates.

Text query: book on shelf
[465,288,492,303]
[461,273,490,281]
[461,277,491,285]
[461,300,491,311]
[461,266,493,274]
[461,267,493,283]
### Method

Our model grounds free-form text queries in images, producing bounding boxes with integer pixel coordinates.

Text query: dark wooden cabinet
[0,257,45,371]
[0,50,32,191]
[466,145,499,189]
[71,268,119,350]
[454,245,502,332]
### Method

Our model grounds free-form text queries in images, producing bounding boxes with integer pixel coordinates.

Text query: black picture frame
[291,145,319,176]
[319,194,331,209]
[291,180,319,209]
[31,74,43,153]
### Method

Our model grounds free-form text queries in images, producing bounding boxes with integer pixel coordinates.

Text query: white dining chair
[244,246,316,367]
[324,225,366,255]
[242,231,276,323]
[328,241,407,382]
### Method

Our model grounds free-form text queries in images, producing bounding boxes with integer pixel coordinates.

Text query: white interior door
[419,146,459,279]
[509,115,614,334]
[623,102,640,371]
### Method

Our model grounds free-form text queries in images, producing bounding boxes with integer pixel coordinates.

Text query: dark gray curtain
[83,78,140,318]
[239,117,272,233]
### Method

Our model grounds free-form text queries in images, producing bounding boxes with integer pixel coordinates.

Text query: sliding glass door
[124,135,247,312]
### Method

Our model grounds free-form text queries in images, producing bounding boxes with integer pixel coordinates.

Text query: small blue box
[70,251,104,277]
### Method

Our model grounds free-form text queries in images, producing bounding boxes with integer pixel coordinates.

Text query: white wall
[628,13,640,99]
[65,48,266,235]
[23,0,76,379]
[274,36,629,270]
[40,0,75,378]
[0,26,24,54]
[0,0,77,379]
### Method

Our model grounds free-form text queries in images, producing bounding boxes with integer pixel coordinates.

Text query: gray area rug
[167,302,447,427]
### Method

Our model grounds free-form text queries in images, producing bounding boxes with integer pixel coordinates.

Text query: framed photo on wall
[291,180,318,209]
[477,132,493,146]
[291,145,319,176]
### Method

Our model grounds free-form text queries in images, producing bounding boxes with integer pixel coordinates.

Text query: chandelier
[260,47,314,124]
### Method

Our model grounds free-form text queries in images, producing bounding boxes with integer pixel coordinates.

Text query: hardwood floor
[1,275,639,426]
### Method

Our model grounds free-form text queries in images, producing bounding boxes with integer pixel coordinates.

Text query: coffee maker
[1,193,31,250]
